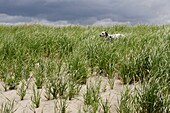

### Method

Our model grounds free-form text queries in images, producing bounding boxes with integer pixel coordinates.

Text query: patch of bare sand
[0,76,130,113]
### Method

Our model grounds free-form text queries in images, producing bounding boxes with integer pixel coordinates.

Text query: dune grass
[0,24,169,112]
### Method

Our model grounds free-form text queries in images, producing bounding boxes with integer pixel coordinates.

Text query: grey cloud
[0,13,35,23]
[0,13,71,26]
[93,18,130,26]
[0,0,170,25]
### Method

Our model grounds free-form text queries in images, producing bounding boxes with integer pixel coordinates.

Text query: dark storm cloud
[0,0,170,25]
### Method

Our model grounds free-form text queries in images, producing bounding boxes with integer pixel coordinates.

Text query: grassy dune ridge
[0,24,169,112]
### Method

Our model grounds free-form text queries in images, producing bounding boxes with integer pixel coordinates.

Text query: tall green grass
[0,24,169,112]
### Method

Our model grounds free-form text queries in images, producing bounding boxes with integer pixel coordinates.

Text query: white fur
[100,31,125,40]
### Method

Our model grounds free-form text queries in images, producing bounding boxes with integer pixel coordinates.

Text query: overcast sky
[0,0,170,25]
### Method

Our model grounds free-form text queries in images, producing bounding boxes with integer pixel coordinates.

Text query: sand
[0,76,128,113]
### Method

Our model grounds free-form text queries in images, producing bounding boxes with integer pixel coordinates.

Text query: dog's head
[99,31,108,37]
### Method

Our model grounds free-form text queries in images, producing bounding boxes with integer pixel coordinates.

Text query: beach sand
[0,76,128,113]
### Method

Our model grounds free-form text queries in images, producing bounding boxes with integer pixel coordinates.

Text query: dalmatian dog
[99,31,125,41]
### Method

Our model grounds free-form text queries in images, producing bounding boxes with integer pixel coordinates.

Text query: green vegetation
[0,100,17,113]
[17,80,27,100]
[0,24,169,112]
[54,98,67,113]
[83,80,101,112]
[31,86,41,108]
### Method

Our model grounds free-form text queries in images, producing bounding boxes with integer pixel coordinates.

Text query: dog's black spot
[105,32,108,37]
